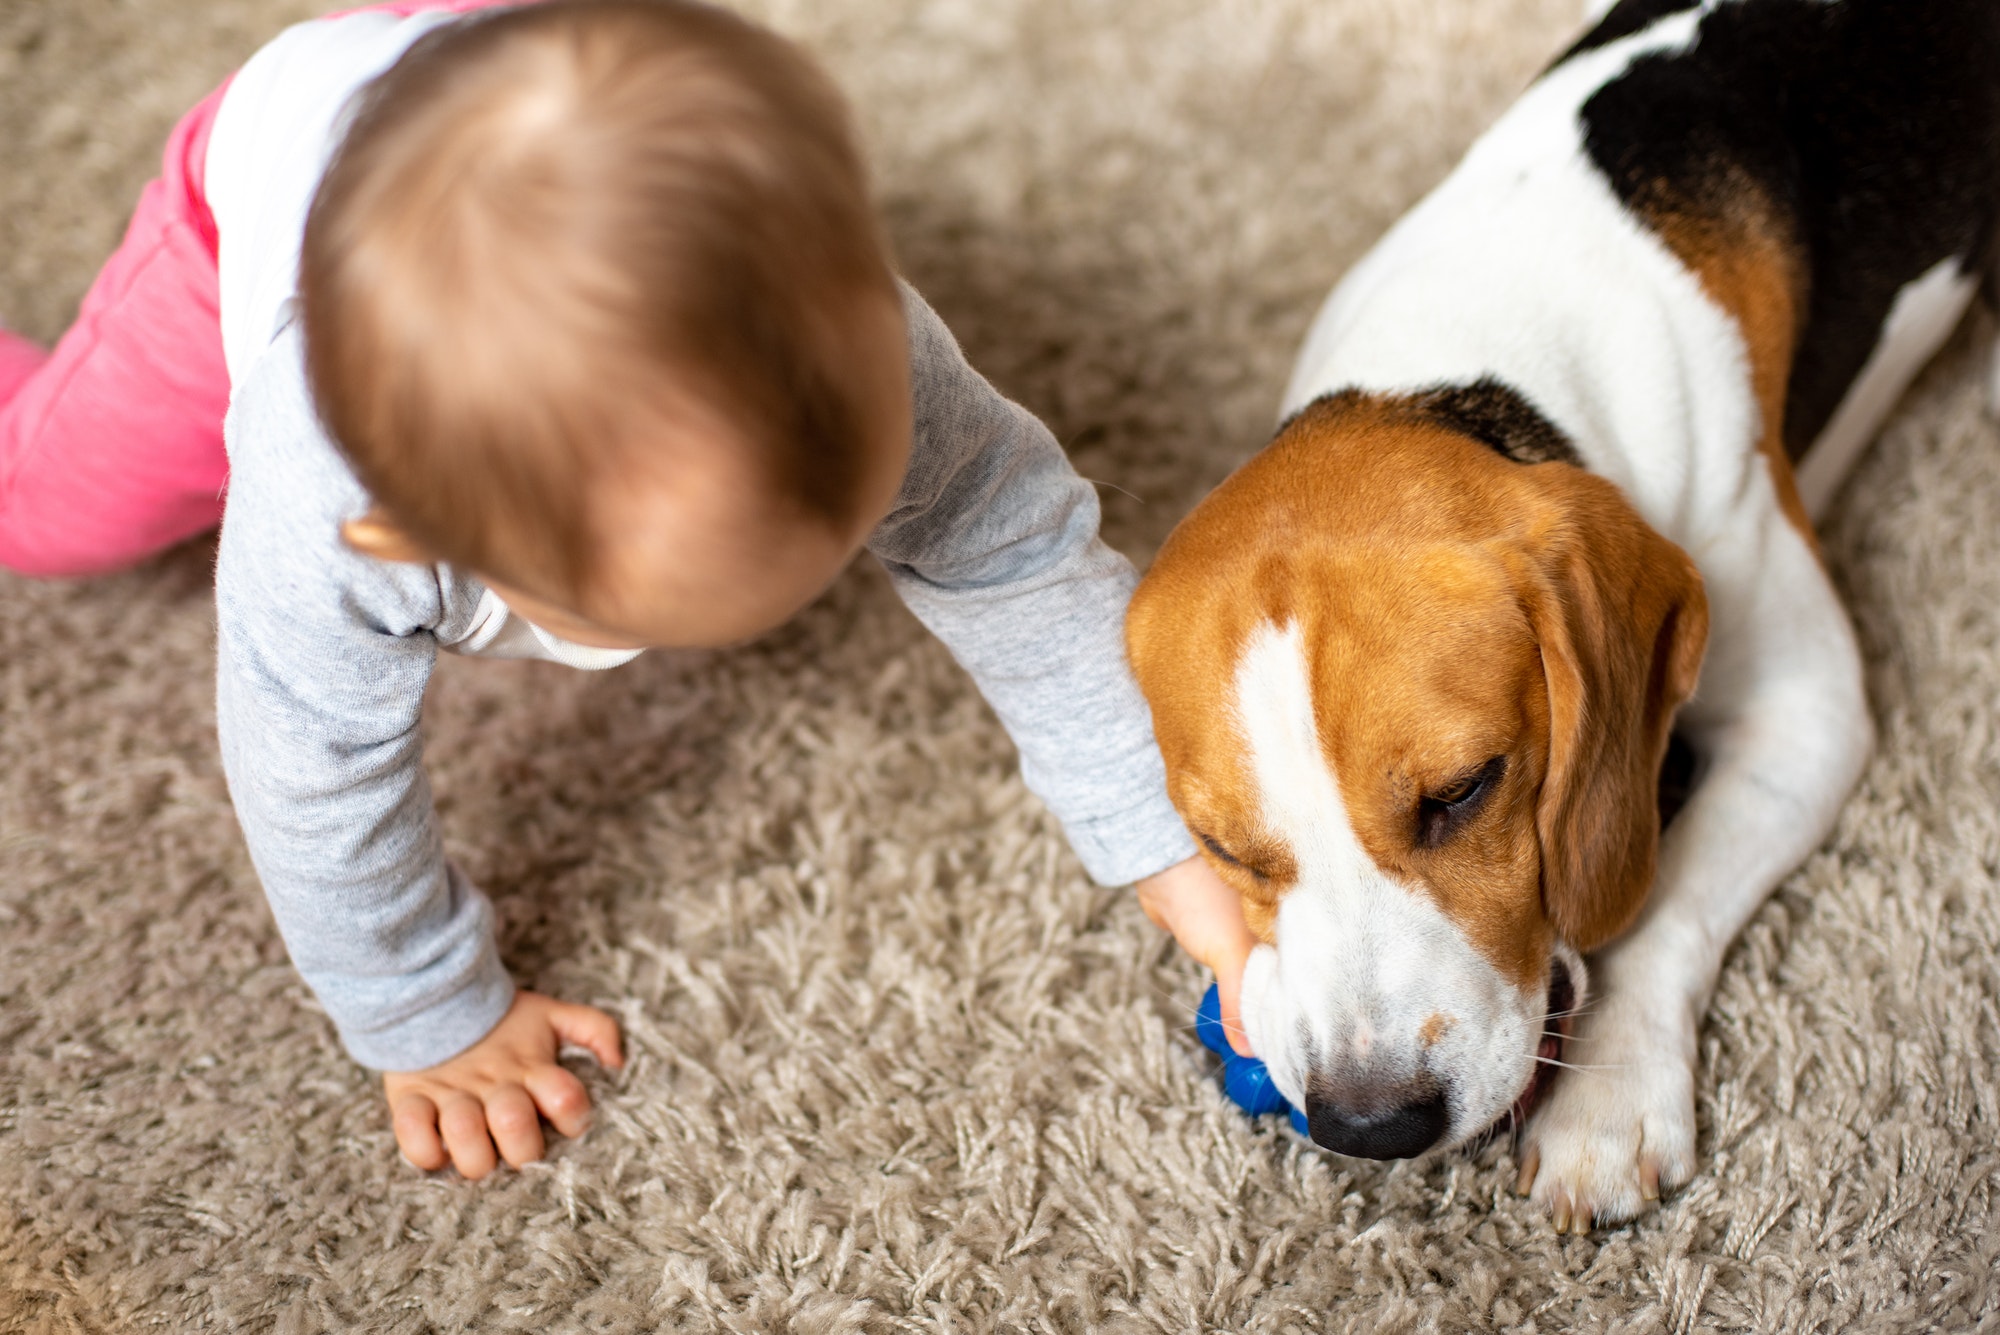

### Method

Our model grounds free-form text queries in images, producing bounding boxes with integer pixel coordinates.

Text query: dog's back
[1286,0,2000,528]
[1572,0,2000,509]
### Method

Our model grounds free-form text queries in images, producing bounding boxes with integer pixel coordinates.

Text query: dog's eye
[1199,832,1264,878]
[1416,755,1506,848]
[1431,773,1480,805]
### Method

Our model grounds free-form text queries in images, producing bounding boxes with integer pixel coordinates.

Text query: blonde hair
[301,0,898,594]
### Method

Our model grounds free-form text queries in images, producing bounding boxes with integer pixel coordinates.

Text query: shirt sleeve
[214,326,513,1071]
[868,285,1195,886]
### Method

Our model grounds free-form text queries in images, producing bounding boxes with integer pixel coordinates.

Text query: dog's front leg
[1520,555,1873,1231]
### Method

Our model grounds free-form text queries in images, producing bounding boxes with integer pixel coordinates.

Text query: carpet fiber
[4,1,2000,1330]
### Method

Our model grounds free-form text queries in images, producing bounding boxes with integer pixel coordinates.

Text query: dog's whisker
[1531,1055,1629,1073]
[1543,1002,1600,1022]
[1147,985,1207,1018]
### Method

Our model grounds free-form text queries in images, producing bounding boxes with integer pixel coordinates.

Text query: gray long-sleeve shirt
[208,7,1191,1072]
[218,297,1193,1072]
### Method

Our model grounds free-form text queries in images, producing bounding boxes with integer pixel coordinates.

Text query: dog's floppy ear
[1513,469,1708,951]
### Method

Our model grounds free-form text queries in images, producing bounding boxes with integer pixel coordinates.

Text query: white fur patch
[1230,622,1542,1144]
[1795,256,1977,519]
[1280,7,1760,555]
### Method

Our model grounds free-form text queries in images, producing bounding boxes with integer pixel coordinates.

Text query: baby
[0,0,1253,1178]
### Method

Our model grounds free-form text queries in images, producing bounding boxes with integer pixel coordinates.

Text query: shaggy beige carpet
[5,0,2000,1330]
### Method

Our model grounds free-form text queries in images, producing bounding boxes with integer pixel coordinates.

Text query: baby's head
[301,0,909,649]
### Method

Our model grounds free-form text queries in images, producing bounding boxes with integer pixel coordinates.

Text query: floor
[3,0,1998,1329]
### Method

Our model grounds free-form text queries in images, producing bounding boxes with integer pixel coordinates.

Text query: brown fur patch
[1129,396,1709,982]
[1418,1013,1456,1048]
[1636,180,1819,549]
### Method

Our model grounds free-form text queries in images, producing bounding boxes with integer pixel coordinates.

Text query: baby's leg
[0,84,232,579]
[0,2,539,581]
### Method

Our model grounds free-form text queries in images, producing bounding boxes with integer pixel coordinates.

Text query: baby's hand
[1135,855,1258,1057]
[382,991,624,1179]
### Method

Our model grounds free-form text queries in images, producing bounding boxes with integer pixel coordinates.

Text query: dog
[1126,0,2000,1231]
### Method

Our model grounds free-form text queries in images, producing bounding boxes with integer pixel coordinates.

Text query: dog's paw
[1516,1047,1696,1233]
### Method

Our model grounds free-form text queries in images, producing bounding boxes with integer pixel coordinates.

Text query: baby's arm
[872,288,1194,886]
[216,327,620,1175]
[871,289,1254,1037]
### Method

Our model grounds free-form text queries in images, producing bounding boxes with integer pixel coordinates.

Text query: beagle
[1128,0,1999,1231]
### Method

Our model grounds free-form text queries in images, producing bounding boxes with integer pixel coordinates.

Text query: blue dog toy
[1196,983,1310,1138]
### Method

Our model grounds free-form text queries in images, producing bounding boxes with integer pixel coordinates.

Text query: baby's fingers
[438,1091,500,1180]
[1215,955,1255,1058]
[549,1001,625,1070]
[483,1083,546,1169]
[525,1063,595,1140]
[391,1091,448,1171]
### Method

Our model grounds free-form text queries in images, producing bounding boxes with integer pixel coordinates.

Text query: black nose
[1305,1082,1449,1160]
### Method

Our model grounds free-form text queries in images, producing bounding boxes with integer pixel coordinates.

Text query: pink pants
[0,0,518,578]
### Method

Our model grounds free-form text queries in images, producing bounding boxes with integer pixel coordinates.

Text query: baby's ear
[340,508,435,565]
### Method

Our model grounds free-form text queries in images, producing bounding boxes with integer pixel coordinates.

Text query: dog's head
[1128,393,1707,1157]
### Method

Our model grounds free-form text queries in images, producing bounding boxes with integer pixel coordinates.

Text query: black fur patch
[1658,731,1697,829]
[1401,379,1583,467]
[1287,379,1584,468]
[1567,0,2000,460]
